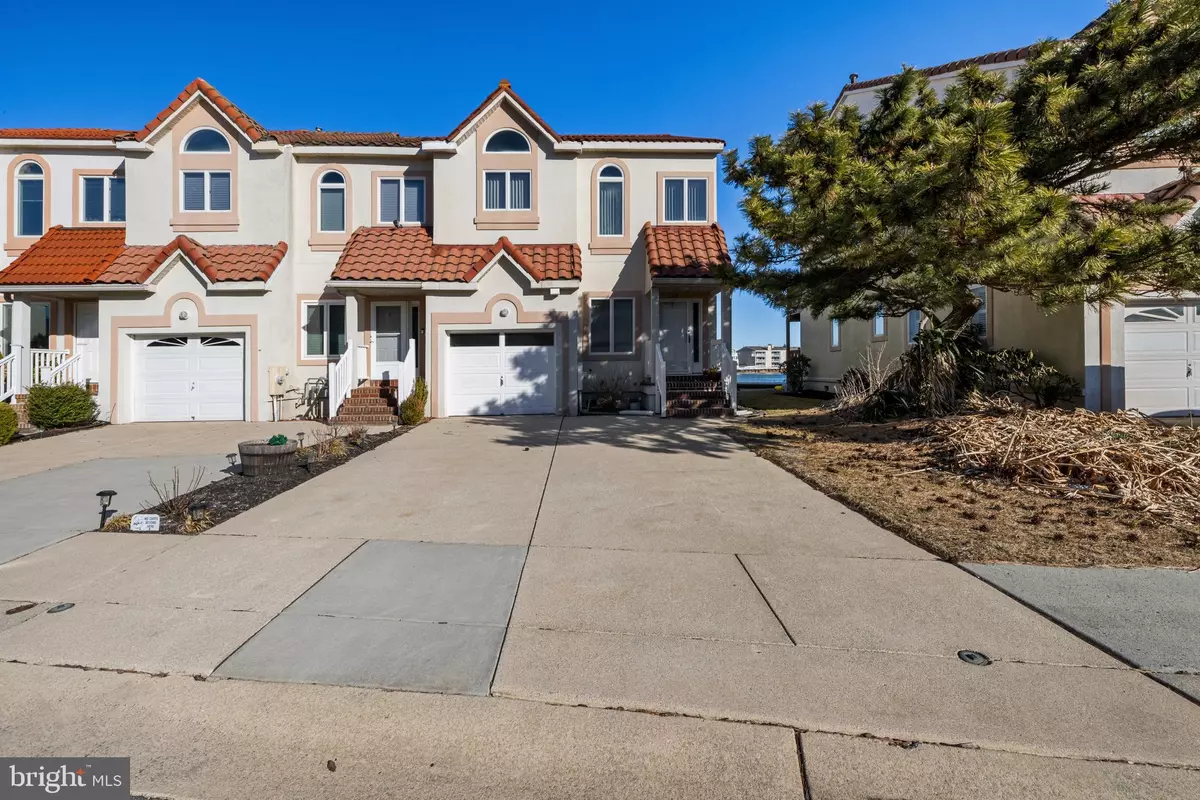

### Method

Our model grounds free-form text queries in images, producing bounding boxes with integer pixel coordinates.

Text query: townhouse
[0,79,737,423]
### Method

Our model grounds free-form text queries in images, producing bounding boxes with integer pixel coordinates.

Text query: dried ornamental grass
[931,407,1200,523]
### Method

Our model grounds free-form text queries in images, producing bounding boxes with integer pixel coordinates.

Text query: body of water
[737,372,786,386]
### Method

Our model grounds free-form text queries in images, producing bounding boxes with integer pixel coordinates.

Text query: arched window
[597,165,624,237]
[318,170,346,233]
[16,161,45,237]
[183,128,231,153]
[484,129,530,153]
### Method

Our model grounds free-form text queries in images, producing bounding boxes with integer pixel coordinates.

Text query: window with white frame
[484,170,532,211]
[302,301,347,358]
[181,171,231,212]
[379,177,426,225]
[183,128,231,153]
[318,171,347,232]
[589,297,635,355]
[831,318,841,349]
[907,310,923,344]
[597,165,624,236]
[16,161,45,237]
[81,175,126,223]
[484,129,531,153]
[872,311,887,338]
[663,177,708,223]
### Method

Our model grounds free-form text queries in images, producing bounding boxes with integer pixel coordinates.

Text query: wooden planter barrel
[238,440,299,477]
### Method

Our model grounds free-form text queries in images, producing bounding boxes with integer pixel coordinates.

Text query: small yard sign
[130,514,161,532]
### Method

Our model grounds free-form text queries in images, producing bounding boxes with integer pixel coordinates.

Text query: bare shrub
[147,466,207,516]
[347,425,369,446]
[100,513,132,532]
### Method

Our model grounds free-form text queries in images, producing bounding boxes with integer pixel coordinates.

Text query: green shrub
[26,383,97,429]
[784,353,812,393]
[267,433,289,446]
[981,349,1081,408]
[0,402,18,445]
[399,377,428,425]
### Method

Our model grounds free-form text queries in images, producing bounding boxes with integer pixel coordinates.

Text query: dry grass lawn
[731,407,1200,568]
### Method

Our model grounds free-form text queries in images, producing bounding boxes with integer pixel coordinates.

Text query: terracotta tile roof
[0,227,286,286]
[331,226,581,282]
[562,133,725,144]
[446,80,561,143]
[127,78,268,143]
[268,130,433,147]
[840,45,1036,98]
[643,223,731,278]
[0,128,133,141]
[0,227,127,285]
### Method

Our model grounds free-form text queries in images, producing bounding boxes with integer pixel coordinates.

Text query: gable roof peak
[498,79,511,89]
[130,77,269,144]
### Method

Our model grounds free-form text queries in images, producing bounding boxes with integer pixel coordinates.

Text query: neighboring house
[0,79,737,424]
[736,344,787,370]
[798,49,1200,418]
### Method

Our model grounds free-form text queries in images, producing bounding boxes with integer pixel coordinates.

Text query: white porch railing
[327,345,355,420]
[355,344,368,384]
[45,353,83,386]
[30,349,71,385]
[0,353,16,402]
[712,340,738,411]
[655,343,668,418]
[398,338,417,400]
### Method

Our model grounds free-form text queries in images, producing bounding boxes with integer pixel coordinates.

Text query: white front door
[446,330,557,416]
[134,334,245,421]
[660,300,699,373]
[1123,302,1200,417]
[74,302,99,384]
[372,303,407,381]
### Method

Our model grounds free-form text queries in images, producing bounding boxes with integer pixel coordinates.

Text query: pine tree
[723,0,1200,331]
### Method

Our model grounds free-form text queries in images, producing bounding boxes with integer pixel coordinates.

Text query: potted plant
[238,433,299,477]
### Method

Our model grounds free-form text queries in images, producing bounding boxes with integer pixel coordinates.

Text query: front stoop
[330,380,401,426]
[664,376,733,418]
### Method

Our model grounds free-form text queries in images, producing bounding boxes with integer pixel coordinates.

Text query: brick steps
[664,374,731,418]
[332,380,401,424]
[331,417,398,426]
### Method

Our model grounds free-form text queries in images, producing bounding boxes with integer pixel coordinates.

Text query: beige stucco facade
[1,81,733,423]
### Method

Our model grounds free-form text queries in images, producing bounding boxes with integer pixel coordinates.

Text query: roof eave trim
[0,283,156,293]
[208,280,270,293]
[419,141,457,154]
[571,141,725,153]
[651,275,726,286]
[116,140,153,152]
[251,140,284,154]
[0,138,121,149]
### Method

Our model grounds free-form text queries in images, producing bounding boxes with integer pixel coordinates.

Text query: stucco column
[648,288,660,375]
[10,295,31,392]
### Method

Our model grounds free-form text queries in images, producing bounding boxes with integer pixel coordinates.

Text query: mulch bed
[11,422,108,444]
[113,425,413,535]
[731,408,1200,568]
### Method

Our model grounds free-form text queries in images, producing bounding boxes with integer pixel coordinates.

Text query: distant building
[737,344,787,370]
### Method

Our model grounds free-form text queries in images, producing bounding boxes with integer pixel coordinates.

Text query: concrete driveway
[0,421,329,564]
[1,416,1199,799]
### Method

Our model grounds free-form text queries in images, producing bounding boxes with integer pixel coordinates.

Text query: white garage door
[1123,303,1200,417]
[446,331,557,416]
[134,335,245,421]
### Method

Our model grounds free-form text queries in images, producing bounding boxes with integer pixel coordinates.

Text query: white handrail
[399,338,417,400]
[655,343,668,418]
[0,353,16,402]
[29,349,70,385]
[45,353,83,386]
[326,345,354,420]
[716,340,738,411]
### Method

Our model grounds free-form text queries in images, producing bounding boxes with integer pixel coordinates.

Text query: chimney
[849,73,859,84]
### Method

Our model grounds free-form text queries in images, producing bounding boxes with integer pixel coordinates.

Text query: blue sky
[1,0,1106,349]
